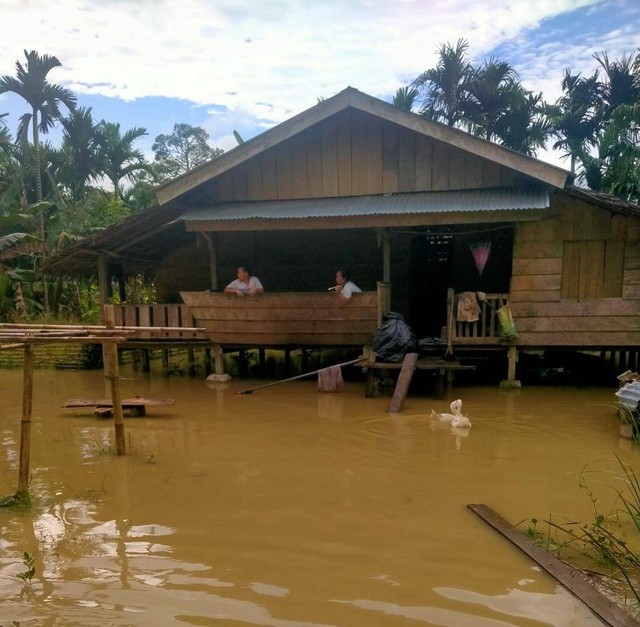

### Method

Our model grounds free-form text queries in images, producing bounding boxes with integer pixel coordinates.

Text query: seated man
[333,269,361,301]
[224,265,264,297]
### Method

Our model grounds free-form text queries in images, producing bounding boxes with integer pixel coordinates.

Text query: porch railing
[448,288,510,345]
[104,303,208,340]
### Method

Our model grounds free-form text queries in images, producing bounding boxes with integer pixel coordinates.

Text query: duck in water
[430,399,471,428]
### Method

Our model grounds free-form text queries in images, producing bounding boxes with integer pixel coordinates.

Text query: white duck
[430,399,472,428]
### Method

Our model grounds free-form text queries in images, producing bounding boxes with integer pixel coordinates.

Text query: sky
[0,0,639,170]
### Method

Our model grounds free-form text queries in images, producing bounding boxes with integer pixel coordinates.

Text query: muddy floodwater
[0,366,637,626]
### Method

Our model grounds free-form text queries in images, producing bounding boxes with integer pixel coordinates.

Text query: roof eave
[154,87,570,206]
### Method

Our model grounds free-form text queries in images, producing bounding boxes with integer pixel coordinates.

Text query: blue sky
[1,0,639,169]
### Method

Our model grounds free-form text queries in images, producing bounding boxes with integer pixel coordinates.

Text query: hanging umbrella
[470,240,492,276]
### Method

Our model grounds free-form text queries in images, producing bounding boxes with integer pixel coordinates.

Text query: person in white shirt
[333,269,361,301]
[224,265,264,297]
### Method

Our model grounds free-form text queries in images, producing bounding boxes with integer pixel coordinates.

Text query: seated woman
[224,265,264,297]
[333,269,361,301]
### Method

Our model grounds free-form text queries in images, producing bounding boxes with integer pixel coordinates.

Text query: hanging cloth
[456,291,481,322]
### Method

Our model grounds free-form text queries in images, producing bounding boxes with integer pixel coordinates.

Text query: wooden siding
[180,291,379,347]
[200,110,525,203]
[510,192,640,346]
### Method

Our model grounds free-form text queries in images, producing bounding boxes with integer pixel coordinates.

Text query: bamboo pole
[17,343,34,498]
[103,306,127,456]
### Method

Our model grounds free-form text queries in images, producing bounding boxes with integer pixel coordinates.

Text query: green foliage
[16,552,35,583]
[524,457,640,607]
[152,123,223,181]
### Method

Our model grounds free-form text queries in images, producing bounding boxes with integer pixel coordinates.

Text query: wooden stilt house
[45,87,640,380]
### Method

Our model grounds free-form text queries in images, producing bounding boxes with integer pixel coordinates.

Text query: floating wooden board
[468,504,639,627]
[63,398,175,408]
[388,353,419,413]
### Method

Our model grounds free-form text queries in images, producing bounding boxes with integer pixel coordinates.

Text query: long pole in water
[235,357,366,395]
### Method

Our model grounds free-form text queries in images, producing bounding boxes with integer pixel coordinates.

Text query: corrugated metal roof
[616,382,640,409]
[182,188,550,222]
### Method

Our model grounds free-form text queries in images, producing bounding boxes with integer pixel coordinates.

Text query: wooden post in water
[103,306,127,456]
[17,343,34,498]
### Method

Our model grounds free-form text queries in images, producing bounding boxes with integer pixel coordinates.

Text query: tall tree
[593,51,640,121]
[465,58,518,140]
[0,51,76,311]
[95,121,149,200]
[546,69,601,173]
[577,104,640,202]
[493,85,551,156]
[0,51,76,204]
[59,106,100,201]
[152,123,223,181]
[412,39,473,127]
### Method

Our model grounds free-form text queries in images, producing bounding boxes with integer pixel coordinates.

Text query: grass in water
[523,455,640,612]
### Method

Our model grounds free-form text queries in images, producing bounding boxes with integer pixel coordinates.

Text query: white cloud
[0,0,610,121]
[0,0,636,161]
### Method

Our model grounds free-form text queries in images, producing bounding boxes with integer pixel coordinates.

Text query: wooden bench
[363,355,475,399]
[63,397,175,418]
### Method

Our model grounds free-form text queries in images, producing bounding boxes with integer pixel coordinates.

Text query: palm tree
[59,106,100,201]
[593,51,640,121]
[546,69,601,173]
[392,86,419,112]
[577,104,640,202]
[493,85,551,156]
[95,121,149,200]
[0,51,76,205]
[412,39,473,127]
[465,58,518,141]
[0,51,76,311]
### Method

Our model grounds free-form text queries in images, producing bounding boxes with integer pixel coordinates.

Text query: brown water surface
[0,367,636,626]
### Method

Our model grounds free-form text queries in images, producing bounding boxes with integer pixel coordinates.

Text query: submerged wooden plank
[388,352,418,413]
[63,398,175,408]
[467,504,639,627]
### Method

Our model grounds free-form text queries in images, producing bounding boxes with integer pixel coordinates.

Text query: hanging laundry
[457,291,481,322]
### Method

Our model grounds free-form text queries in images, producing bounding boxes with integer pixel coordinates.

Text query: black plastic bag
[371,312,417,362]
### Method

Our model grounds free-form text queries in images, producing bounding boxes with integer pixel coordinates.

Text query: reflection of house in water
[45,88,640,382]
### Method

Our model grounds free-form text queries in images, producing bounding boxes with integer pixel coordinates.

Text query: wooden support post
[434,371,445,400]
[142,349,150,372]
[103,306,126,456]
[380,228,391,283]
[97,254,110,317]
[187,348,195,374]
[213,344,224,375]
[203,233,219,291]
[507,346,518,382]
[17,343,34,498]
[377,281,391,327]
[162,349,170,375]
[204,348,212,376]
[284,349,291,375]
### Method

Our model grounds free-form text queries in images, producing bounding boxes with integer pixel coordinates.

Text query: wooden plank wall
[510,193,640,347]
[180,291,379,346]
[202,110,519,202]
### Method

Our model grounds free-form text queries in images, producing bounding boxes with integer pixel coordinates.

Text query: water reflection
[0,369,631,624]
